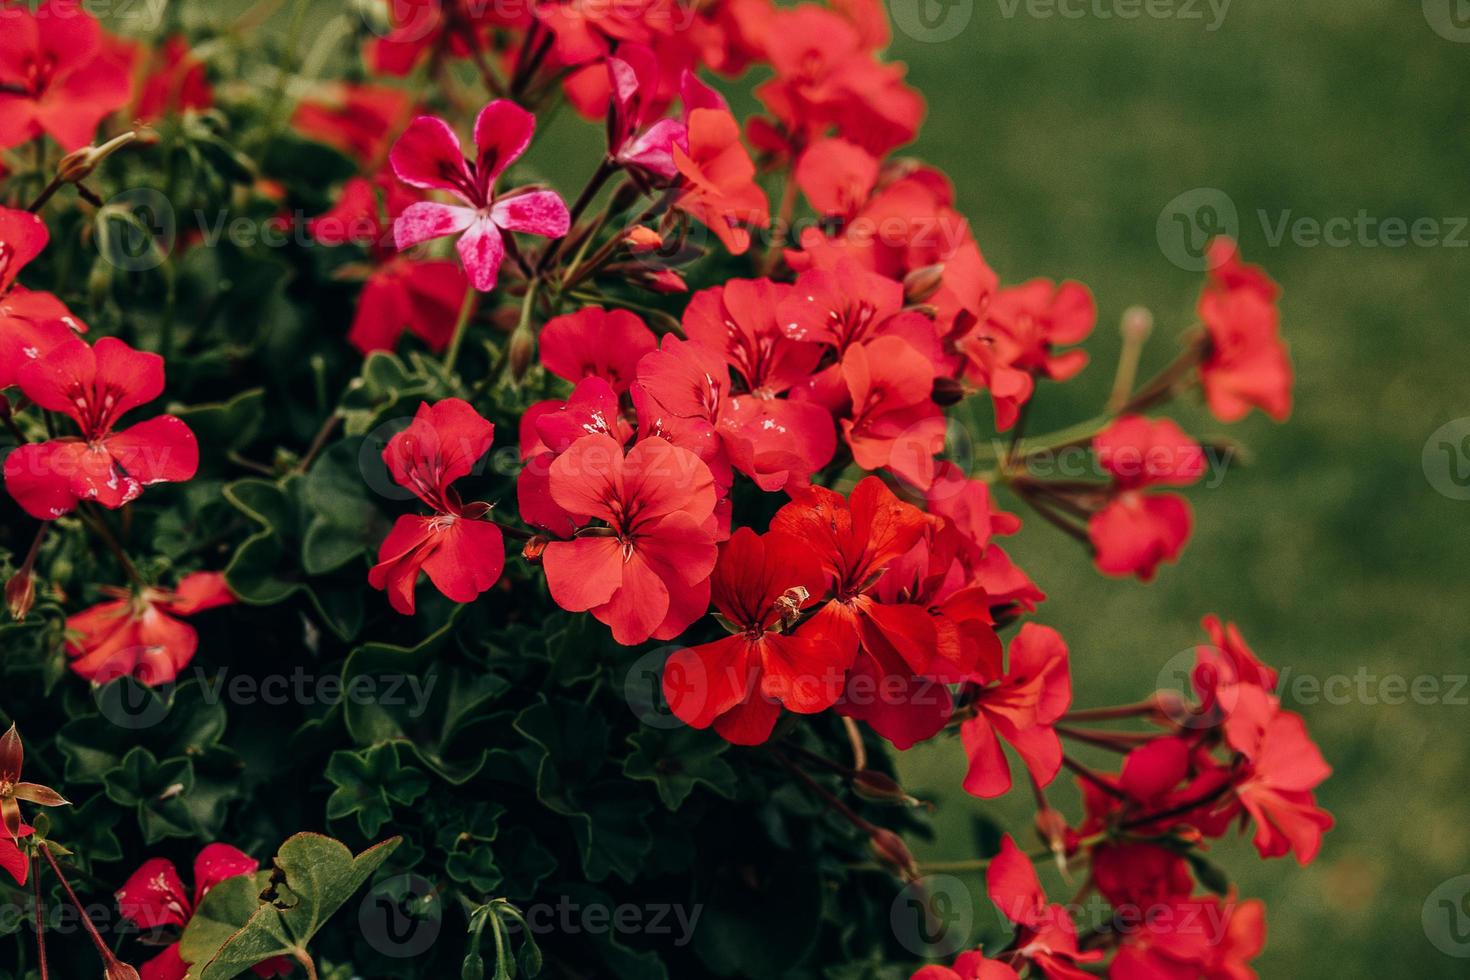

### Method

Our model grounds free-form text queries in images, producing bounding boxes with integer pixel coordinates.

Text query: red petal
[192,843,258,904]
[116,858,191,931]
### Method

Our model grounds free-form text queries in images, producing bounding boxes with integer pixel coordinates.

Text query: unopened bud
[508,326,536,382]
[852,770,921,807]
[869,828,920,882]
[1120,305,1154,344]
[57,131,139,185]
[631,269,687,294]
[6,571,34,621]
[624,225,664,253]
[106,959,143,980]
[903,264,945,304]
[930,376,966,407]
[521,536,548,563]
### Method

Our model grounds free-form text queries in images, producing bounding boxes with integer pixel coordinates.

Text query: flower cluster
[0,0,1319,976]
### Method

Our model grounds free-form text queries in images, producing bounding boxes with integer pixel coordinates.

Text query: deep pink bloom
[368,399,505,615]
[607,43,726,180]
[1088,415,1205,581]
[540,434,718,645]
[3,337,198,519]
[662,528,847,745]
[390,100,570,291]
[0,1,133,150]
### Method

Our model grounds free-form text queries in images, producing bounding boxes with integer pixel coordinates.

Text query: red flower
[771,477,950,748]
[132,35,212,123]
[292,83,413,164]
[0,724,68,844]
[912,952,1021,980]
[0,0,132,150]
[539,307,658,394]
[1223,685,1334,864]
[672,107,769,256]
[839,335,945,489]
[368,399,505,615]
[308,174,471,355]
[1087,415,1205,581]
[116,843,293,980]
[662,528,847,744]
[517,377,636,534]
[1197,238,1291,423]
[631,335,733,484]
[540,434,719,645]
[390,100,570,291]
[795,137,879,219]
[984,835,1103,980]
[65,572,235,685]
[1,206,87,390]
[959,624,1071,798]
[607,43,726,181]
[0,823,33,886]
[364,0,521,78]
[3,337,199,519]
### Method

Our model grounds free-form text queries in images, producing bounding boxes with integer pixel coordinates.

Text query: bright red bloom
[64,572,235,685]
[0,724,68,844]
[985,835,1103,980]
[3,337,199,519]
[309,174,471,355]
[959,624,1071,798]
[0,0,132,150]
[369,399,504,615]
[1190,614,1280,725]
[662,528,847,744]
[911,952,1021,980]
[839,335,945,489]
[771,477,950,748]
[132,35,212,122]
[116,843,292,980]
[672,107,769,256]
[0,823,33,886]
[539,307,658,394]
[1088,415,1205,581]
[795,137,879,219]
[541,434,718,645]
[390,100,570,291]
[1223,685,1334,864]
[1197,237,1291,423]
[364,0,523,78]
[517,377,636,533]
[0,206,87,390]
[632,335,733,485]
[293,83,413,164]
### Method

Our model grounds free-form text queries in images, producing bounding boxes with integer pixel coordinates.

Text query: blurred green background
[885,1,1470,976]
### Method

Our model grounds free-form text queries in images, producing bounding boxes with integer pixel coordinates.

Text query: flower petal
[456,215,505,292]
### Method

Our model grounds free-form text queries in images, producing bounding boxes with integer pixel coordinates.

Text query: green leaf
[325,743,429,837]
[623,727,739,810]
[302,438,389,575]
[181,833,401,980]
[57,678,227,784]
[101,746,199,844]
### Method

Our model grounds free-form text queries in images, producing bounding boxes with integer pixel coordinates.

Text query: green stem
[442,287,479,376]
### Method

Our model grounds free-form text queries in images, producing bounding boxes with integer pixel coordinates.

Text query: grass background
[884,1,1470,976]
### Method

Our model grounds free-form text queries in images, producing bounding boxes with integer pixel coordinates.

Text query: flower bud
[507,326,536,382]
[630,269,687,294]
[852,770,921,807]
[106,960,142,980]
[521,536,548,563]
[624,225,664,253]
[903,263,945,304]
[6,571,35,622]
[1120,305,1154,344]
[869,828,920,882]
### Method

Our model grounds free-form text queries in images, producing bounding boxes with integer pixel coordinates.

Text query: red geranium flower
[1197,239,1292,423]
[132,35,212,123]
[0,823,33,886]
[390,100,570,292]
[65,572,235,685]
[672,107,769,256]
[794,137,879,219]
[292,83,413,164]
[540,434,718,645]
[3,336,199,519]
[662,528,847,744]
[1088,415,1205,581]
[539,307,658,394]
[0,206,87,390]
[912,952,1021,980]
[958,623,1071,799]
[985,835,1104,980]
[0,0,132,150]
[116,843,293,980]
[368,399,505,615]
[607,43,726,181]
[838,335,946,490]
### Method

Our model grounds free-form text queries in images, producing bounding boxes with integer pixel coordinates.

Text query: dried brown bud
[6,571,35,622]
[508,326,536,382]
[869,828,920,882]
[773,586,809,631]
[105,960,143,980]
[852,770,922,807]
[903,263,945,304]
[930,375,966,407]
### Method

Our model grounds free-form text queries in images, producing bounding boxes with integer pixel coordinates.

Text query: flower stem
[32,854,49,980]
[38,843,120,970]
[442,286,479,376]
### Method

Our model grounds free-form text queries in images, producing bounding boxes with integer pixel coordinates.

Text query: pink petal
[394,201,476,251]
[456,215,505,292]
[490,190,570,239]
[389,115,474,198]
[472,99,535,188]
